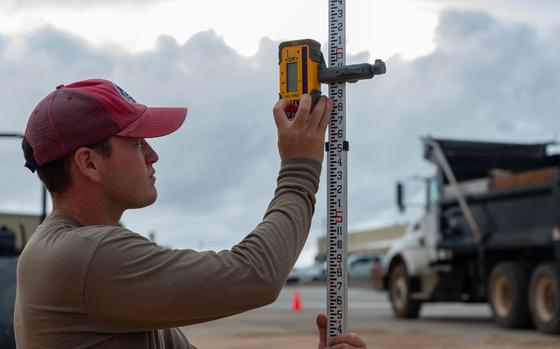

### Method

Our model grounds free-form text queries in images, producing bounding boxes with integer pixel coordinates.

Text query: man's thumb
[316,313,328,348]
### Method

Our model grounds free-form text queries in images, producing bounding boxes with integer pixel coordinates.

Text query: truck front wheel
[529,263,560,334]
[388,263,421,318]
[488,262,531,328]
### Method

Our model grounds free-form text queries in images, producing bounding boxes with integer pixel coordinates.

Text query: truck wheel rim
[534,276,555,323]
[493,275,512,318]
[391,277,407,310]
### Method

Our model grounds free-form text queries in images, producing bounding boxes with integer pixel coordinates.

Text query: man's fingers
[273,98,290,129]
[319,97,334,131]
[293,94,312,127]
[316,314,327,349]
[328,333,366,348]
[307,96,328,130]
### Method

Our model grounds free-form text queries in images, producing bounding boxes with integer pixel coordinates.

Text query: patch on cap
[112,83,137,103]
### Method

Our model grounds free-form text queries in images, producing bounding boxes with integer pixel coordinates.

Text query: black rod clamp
[319,59,386,84]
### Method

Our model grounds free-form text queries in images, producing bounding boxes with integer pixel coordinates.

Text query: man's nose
[144,141,159,164]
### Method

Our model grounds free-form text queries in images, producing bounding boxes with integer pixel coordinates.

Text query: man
[15,79,366,348]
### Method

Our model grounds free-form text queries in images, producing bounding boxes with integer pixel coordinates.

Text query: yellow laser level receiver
[279,39,386,119]
[279,39,325,118]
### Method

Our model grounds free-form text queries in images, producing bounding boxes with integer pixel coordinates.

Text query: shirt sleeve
[84,157,321,332]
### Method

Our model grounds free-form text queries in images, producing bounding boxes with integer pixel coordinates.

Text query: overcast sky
[1,0,559,266]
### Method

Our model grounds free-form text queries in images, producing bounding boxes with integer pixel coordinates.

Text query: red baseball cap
[24,78,187,167]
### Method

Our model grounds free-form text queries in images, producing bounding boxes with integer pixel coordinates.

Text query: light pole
[0,133,47,222]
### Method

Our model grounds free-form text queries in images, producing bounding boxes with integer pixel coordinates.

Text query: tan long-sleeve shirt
[15,157,321,348]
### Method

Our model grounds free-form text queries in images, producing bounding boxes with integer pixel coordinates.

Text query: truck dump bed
[424,138,560,183]
[425,138,560,252]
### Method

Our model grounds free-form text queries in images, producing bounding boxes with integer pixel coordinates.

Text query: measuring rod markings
[327,0,347,337]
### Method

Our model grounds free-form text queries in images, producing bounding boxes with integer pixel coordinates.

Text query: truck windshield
[428,178,439,206]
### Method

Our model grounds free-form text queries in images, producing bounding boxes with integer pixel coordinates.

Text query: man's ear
[72,147,103,183]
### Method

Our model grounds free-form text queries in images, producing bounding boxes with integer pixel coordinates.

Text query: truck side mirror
[396,181,405,213]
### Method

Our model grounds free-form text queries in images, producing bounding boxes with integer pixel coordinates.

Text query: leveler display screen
[287,62,297,93]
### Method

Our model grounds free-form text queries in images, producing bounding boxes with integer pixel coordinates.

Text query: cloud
[0,26,281,251]
[1,9,560,260]
[420,0,560,31]
[345,9,560,225]
[1,0,174,10]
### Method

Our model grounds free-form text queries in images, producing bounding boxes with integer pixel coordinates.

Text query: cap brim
[117,106,187,138]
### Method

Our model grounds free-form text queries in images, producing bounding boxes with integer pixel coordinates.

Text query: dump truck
[373,137,560,334]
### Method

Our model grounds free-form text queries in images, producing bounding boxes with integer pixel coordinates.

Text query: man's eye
[137,139,145,148]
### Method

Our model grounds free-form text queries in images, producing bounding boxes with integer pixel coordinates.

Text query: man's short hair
[22,137,112,193]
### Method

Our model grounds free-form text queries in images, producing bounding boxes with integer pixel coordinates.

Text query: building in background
[0,212,41,253]
[316,224,406,262]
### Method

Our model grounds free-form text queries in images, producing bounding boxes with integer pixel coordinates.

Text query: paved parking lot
[182,285,560,349]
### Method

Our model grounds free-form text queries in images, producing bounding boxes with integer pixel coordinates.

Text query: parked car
[286,262,326,284]
[347,253,384,280]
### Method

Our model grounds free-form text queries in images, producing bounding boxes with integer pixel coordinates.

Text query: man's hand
[316,314,367,349]
[273,94,333,163]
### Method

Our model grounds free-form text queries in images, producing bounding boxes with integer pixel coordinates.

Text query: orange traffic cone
[292,288,302,312]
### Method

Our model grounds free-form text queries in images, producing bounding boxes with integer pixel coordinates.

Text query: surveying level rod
[327,0,348,338]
